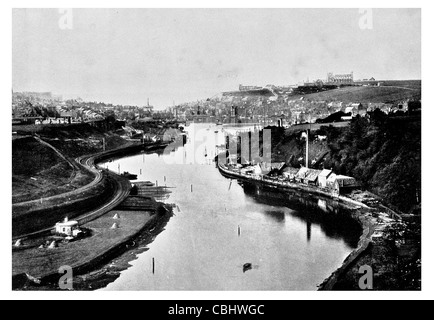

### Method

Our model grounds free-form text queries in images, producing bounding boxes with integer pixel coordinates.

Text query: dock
[116,196,157,212]
[131,181,173,200]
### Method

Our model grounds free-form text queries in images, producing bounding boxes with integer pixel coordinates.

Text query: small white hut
[55,217,81,237]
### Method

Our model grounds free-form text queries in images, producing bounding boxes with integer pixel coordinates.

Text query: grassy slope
[12,137,69,176]
[12,122,134,202]
[289,83,421,103]
[12,137,94,203]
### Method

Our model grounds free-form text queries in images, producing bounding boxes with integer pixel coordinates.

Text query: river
[100,123,361,290]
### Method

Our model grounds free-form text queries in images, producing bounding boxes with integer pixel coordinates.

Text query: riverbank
[12,205,173,290]
[70,205,174,291]
[12,138,175,290]
[217,163,365,207]
[319,210,420,290]
[217,163,421,290]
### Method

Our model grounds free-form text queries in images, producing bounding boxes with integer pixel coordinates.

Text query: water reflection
[307,221,312,242]
[263,210,286,223]
[241,182,362,249]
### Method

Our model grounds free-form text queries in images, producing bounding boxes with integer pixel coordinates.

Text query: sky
[12,8,421,109]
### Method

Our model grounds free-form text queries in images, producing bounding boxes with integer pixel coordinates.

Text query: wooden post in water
[191,184,193,192]
[156,180,158,187]
[307,221,311,242]
[238,225,240,237]
[152,257,155,274]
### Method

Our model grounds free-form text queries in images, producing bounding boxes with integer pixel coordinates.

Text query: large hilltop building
[326,72,354,84]
[239,84,263,91]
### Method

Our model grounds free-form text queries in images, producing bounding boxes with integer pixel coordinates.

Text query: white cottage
[55,217,81,237]
[326,174,359,194]
[318,169,333,188]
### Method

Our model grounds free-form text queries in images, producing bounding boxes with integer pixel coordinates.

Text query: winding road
[12,141,133,240]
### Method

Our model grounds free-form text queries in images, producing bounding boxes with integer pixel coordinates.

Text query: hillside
[323,113,421,214]
[272,128,330,168]
[273,111,421,214]
[12,120,134,203]
[289,81,421,104]
[223,88,274,97]
[12,137,94,203]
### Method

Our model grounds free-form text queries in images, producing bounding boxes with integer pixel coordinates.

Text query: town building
[295,167,309,183]
[304,169,322,185]
[282,167,300,180]
[318,169,333,188]
[326,174,359,194]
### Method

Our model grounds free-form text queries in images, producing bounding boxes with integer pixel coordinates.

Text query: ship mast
[306,129,309,168]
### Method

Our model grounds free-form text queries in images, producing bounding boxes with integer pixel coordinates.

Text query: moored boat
[121,171,138,180]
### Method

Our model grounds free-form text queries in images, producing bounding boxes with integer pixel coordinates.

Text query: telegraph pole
[306,113,311,168]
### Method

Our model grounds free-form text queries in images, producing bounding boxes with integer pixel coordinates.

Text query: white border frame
[1,1,431,300]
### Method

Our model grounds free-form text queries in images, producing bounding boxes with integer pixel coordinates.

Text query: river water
[100,123,361,290]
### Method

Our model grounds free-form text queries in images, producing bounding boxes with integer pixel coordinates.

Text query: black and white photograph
[4,2,429,300]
